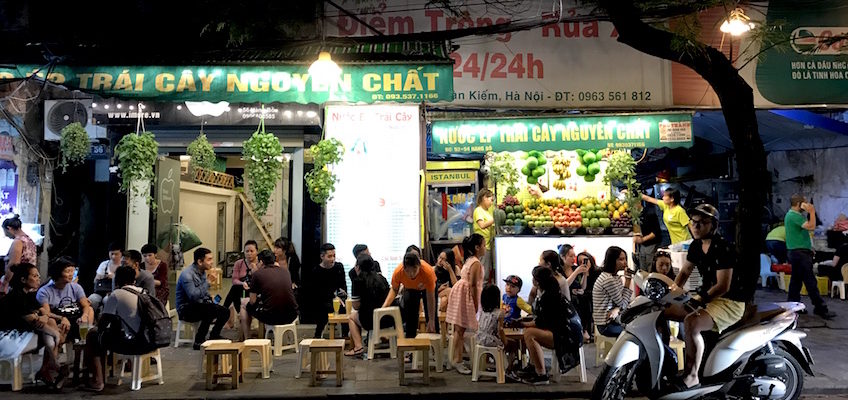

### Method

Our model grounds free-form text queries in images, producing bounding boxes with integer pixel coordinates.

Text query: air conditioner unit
[43,100,106,141]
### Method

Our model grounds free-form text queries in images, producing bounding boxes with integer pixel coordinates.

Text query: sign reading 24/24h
[431,113,693,154]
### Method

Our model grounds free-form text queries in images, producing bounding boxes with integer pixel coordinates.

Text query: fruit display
[574,148,605,182]
[520,150,547,185]
[497,195,526,228]
[551,154,571,190]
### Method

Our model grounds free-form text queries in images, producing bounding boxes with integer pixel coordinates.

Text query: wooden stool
[669,338,686,371]
[309,339,344,387]
[199,339,232,372]
[326,314,349,340]
[262,318,299,355]
[413,333,444,372]
[207,267,223,289]
[471,344,505,384]
[204,343,244,390]
[397,338,430,385]
[243,339,272,379]
[71,342,85,385]
[295,339,330,379]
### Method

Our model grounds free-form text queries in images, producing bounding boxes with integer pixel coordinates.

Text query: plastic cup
[79,323,92,343]
[669,321,679,338]
[332,298,341,315]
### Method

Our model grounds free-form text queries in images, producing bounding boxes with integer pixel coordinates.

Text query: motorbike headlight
[644,278,669,301]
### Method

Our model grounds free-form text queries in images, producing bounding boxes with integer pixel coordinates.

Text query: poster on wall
[324,104,422,288]
[325,0,672,108]
[755,0,848,104]
[0,159,17,215]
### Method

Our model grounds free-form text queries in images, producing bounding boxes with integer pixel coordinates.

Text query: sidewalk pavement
[5,287,848,399]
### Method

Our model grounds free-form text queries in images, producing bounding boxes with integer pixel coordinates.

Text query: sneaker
[453,362,471,375]
[516,364,536,378]
[814,308,836,319]
[521,372,550,385]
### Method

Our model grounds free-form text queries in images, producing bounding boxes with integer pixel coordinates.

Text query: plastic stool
[114,349,164,391]
[263,318,299,356]
[446,330,476,370]
[832,281,846,300]
[243,339,272,378]
[368,307,402,360]
[543,347,587,383]
[594,327,617,367]
[174,320,198,348]
[471,344,505,383]
[413,333,444,372]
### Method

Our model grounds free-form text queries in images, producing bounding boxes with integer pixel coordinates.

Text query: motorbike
[592,271,815,400]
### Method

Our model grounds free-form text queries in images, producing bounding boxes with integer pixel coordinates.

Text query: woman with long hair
[0,215,37,293]
[435,248,459,312]
[530,250,572,303]
[446,233,485,374]
[576,251,600,341]
[345,254,391,357]
[592,246,634,337]
[274,237,302,288]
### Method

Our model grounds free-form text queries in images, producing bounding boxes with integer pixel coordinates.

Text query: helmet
[689,203,719,222]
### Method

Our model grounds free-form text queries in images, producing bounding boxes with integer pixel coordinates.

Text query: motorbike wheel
[766,348,804,400]
[592,360,639,400]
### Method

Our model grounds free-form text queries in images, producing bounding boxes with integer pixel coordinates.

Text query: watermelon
[513,205,524,213]
[494,209,507,225]
[505,205,514,213]
[507,212,516,220]
[505,219,514,226]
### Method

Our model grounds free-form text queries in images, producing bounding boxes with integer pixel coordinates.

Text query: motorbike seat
[717,303,786,340]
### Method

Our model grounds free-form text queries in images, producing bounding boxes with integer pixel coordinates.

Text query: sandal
[344,347,364,357]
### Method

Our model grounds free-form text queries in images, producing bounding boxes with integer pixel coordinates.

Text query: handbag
[94,278,113,295]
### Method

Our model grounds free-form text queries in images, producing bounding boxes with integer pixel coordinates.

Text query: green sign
[0,63,453,104]
[431,113,693,154]
[756,0,848,104]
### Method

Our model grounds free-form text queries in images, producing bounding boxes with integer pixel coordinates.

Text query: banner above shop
[0,63,454,104]
[431,113,693,154]
[755,0,848,105]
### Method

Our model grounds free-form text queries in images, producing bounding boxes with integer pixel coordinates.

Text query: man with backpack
[81,265,170,391]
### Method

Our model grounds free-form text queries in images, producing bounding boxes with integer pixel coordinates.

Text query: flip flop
[344,348,364,357]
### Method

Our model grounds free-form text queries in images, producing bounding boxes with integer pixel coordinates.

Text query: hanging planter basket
[59,122,91,173]
[305,138,344,205]
[187,132,216,171]
[114,106,159,209]
[242,117,283,216]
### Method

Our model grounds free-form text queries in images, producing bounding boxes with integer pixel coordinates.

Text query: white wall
[179,181,237,263]
[768,148,848,227]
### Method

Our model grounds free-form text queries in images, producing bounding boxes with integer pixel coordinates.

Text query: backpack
[105,287,171,354]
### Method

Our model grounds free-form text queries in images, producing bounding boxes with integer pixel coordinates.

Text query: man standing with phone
[785,194,835,319]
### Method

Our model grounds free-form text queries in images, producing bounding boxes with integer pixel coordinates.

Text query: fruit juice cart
[425,161,480,255]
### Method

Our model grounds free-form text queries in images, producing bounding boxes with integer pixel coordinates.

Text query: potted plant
[603,150,641,231]
[242,121,283,216]
[187,132,216,171]
[59,122,91,173]
[305,138,344,205]
[115,131,159,207]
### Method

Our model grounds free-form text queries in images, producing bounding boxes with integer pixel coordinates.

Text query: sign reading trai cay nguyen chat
[431,113,693,154]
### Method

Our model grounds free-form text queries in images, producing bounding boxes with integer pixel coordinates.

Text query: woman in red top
[223,240,260,315]
[1,215,37,293]
[141,243,169,305]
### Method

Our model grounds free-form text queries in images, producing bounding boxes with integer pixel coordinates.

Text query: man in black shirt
[633,202,662,271]
[307,243,347,338]
[667,204,746,389]
[348,244,381,283]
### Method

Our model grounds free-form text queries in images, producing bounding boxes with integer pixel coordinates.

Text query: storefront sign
[755,0,848,104]
[431,113,693,154]
[0,159,18,214]
[324,104,421,289]
[325,1,672,107]
[425,170,476,184]
[0,64,454,104]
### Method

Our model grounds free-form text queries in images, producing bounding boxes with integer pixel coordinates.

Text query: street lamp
[720,8,755,36]
[309,51,342,88]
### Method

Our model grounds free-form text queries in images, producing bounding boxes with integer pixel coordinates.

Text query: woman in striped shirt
[592,246,633,337]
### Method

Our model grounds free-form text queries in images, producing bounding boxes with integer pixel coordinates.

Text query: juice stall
[430,112,694,299]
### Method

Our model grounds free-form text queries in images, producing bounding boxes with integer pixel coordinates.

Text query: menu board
[324,104,422,289]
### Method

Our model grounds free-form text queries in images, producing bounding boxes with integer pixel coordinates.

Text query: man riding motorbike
[664,203,748,389]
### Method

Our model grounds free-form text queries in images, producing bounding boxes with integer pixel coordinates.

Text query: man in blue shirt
[176,247,229,349]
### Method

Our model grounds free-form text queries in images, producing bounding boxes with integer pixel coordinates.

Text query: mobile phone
[214,294,222,304]
[583,258,589,266]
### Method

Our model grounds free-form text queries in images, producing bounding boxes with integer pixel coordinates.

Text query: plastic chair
[543,347,586,383]
[174,320,198,348]
[413,333,445,372]
[368,307,402,360]
[760,253,778,288]
[470,344,505,383]
[263,317,299,356]
[831,281,846,300]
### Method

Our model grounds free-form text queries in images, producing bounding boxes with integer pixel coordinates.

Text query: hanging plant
[604,150,642,223]
[187,132,216,170]
[115,131,159,205]
[59,122,90,173]
[487,151,520,197]
[305,138,344,205]
[242,124,283,216]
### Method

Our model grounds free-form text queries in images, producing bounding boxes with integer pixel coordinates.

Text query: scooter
[593,271,814,400]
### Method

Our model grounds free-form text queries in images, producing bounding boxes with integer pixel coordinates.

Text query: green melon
[576,165,587,176]
[588,162,601,176]
[582,152,597,164]
[527,175,538,184]
[494,209,507,225]
[584,173,595,182]
[532,166,546,178]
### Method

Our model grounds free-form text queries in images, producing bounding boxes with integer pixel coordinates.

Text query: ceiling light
[116,104,122,109]
[308,51,342,88]
[185,101,230,117]
[306,110,317,118]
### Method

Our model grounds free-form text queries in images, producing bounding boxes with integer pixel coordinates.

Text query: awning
[693,110,848,151]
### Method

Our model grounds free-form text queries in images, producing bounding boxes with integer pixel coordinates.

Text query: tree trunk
[600,1,768,301]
